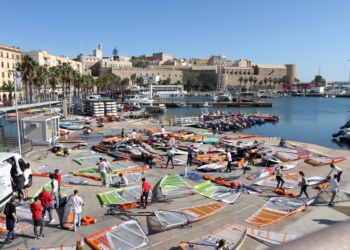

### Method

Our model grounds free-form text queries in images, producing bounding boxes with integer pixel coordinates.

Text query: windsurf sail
[155,202,226,229]
[98,186,152,207]
[220,169,245,181]
[305,156,347,166]
[157,157,187,168]
[32,165,62,177]
[180,223,247,250]
[106,172,143,186]
[84,219,149,250]
[160,174,197,197]
[245,197,307,227]
[247,227,300,244]
[73,155,103,165]
[313,190,350,205]
[247,168,274,180]
[17,244,76,250]
[254,175,296,189]
[62,194,84,229]
[194,181,241,204]
[275,151,311,162]
[31,175,87,201]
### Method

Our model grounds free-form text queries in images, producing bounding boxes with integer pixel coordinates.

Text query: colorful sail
[247,227,300,244]
[160,174,197,197]
[194,181,241,204]
[73,155,103,165]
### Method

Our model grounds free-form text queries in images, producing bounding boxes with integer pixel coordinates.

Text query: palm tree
[263,77,268,89]
[243,77,248,90]
[273,78,278,89]
[130,73,136,86]
[60,63,74,99]
[277,78,282,87]
[33,65,47,102]
[253,77,258,91]
[248,76,254,90]
[258,80,263,91]
[72,70,81,99]
[17,55,37,104]
[1,80,15,105]
[238,76,244,91]
[48,66,61,99]
[268,77,273,88]
[136,77,144,88]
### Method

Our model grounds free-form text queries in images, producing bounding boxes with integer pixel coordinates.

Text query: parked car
[3,101,10,106]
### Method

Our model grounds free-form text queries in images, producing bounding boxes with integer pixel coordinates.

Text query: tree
[258,80,263,90]
[273,78,278,89]
[136,77,144,88]
[277,78,282,86]
[248,76,254,90]
[16,55,37,104]
[130,73,136,86]
[164,77,171,85]
[60,62,74,99]
[186,77,198,92]
[253,77,258,91]
[112,47,118,57]
[33,65,47,101]
[238,76,244,91]
[175,80,182,85]
[263,77,268,89]
[131,56,136,61]
[48,66,61,98]
[1,80,14,105]
[268,77,273,88]
[243,77,248,90]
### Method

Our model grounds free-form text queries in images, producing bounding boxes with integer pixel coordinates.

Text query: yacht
[218,93,233,101]
[159,104,167,113]
[123,94,153,105]
[210,93,218,101]
[176,102,192,108]
[199,102,213,107]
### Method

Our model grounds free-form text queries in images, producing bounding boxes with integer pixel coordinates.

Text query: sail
[17,244,76,250]
[247,227,300,244]
[157,157,187,168]
[32,164,62,177]
[84,219,149,250]
[245,197,307,227]
[275,151,311,162]
[180,223,247,250]
[106,172,143,185]
[160,174,197,196]
[194,181,241,204]
[305,156,347,166]
[155,202,226,229]
[313,190,350,205]
[73,155,103,165]
[98,186,152,207]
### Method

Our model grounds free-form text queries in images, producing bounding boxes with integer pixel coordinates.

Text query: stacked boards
[105,101,117,116]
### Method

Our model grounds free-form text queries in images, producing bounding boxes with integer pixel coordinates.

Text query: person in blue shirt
[187,145,194,166]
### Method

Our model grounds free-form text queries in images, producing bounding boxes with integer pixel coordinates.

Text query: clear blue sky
[1,0,349,82]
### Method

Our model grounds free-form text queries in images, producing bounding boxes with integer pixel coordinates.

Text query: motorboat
[210,92,218,101]
[199,102,213,107]
[158,104,167,113]
[123,94,153,105]
[218,94,232,101]
[176,102,192,108]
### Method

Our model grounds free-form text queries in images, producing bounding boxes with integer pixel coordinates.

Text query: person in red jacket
[30,197,45,239]
[38,187,55,224]
[140,178,151,209]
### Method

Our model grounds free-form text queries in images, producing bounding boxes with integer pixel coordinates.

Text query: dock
[153,101,272,107]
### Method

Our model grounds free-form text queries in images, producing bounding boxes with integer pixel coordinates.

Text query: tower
[93,44,102,59]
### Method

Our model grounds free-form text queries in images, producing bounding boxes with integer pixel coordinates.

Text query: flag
[14,71,21,90]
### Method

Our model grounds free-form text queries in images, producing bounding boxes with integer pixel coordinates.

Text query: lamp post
[46,73,56,146]
[8,70,22,155]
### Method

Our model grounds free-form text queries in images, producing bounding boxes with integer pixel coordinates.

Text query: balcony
[44,61,51,66]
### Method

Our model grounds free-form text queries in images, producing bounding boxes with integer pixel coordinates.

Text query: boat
[180,223,247,250]
[210,92,219,101]
[129,147,143,159]
[98,185,152,207]
[247,168,274,180]
[85,219,149,250]
[159,174,197,197]
[196,161,228,172]
[199,102,213,107]
[245,197,312,227]
[176,102,192,108]
[275,151,312,162]
[194,180,242,204]
[123,94,153,105]
[202,137,219,144]
[247,227,300,245]
[62,194,84,229]
[72,142,88,150]
[107,151,129,161]
[155,202,226,229]
[159,104,167,113]
[218,93,233,101]
[92,144,109,153]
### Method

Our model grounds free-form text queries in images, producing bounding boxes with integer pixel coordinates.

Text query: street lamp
[8,70,22,155]
[46,73,56,146]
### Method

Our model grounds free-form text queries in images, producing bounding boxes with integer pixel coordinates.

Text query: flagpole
[8,70,22,156]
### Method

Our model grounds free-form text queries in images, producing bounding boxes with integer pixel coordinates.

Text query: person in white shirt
[161,125,165,138]
[69,190,83,232]
[329,164,343,183]
[23,167,31,200]
[49,174,59,209]
[329,174,339,206]
[225,150,232,172]
[98,160,108,187]
[132,129,137,142]
[275,166,285,190]
[115,173,129,188]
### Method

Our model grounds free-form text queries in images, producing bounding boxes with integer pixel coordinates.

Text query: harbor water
[152,95,350,150]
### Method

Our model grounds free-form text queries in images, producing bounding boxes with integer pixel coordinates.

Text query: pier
[153,101,272,107]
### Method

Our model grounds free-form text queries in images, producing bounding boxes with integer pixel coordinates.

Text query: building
[100,57,132,69]
[76,44,103,76]
[208,55,227,66]
[0,44,22,102]
[189,58,208,65]
[232,59,252,68]
[134,52,174,65]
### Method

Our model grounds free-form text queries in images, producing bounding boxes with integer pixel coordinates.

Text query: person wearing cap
[187,145,194,166]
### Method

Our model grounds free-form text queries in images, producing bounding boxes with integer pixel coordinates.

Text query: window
[8,73,10,77]
[7,63,9,68]
[175,75,177,77]
[0,52,2,57]
[1,72,4,77]
[6,53,8,58]
[12,54,14,59]
[18,158,27,171]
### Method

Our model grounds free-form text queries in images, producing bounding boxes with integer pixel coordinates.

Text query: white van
[0,153,32,212]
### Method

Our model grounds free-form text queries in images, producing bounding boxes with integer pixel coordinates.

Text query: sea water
[153,96,350,150]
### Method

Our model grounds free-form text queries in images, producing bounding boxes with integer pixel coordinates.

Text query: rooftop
[254,64,287,69]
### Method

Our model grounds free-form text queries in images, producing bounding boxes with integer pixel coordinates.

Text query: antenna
[318,63,321,75]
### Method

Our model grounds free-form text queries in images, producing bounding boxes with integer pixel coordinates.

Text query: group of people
[274,163,342,205]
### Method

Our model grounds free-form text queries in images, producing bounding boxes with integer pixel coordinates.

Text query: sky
[1,0,350,82]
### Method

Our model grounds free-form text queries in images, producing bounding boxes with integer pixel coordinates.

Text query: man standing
[30,197,45,240]
[187,145,193,166]
[4,197,17,244]
[53,169,62,193]
[329,164,343,183]
[329,174,339,206]
[115,173,129,188]
[121,128,125,140]
[166,147,174,169]
[39,187,55,224]
[70,190,83,232]
[49,174,59,209]
[275,166,285,190]
[98,159,108,187]
[225,149,232,172]
[132,129,137,143]
[141,178,151,209]
[161,125,165,138]
[212,125,216,137]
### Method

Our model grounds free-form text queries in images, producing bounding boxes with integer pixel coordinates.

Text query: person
[39,187,55,224]
[215,239,227,250]
[212,125,216,137]
[161,125,165,138]
[70,190,83,232]
[9,158,24,203]
[275,165,285,190]
[30,197,45,240]
[53,169,62,193]
[87,128,91,135]
[49,174,59,209]
[148,154,156,169]
[329,164,342,183]
[225,149,232,172]
[279,139,286,147]
[329,174,339,206]
[140,178,151,209]
[115,173,129,188]
[63,147,69,157]
[103,158,111,173]
[121,128,125,139]
[4,197,17,244]
[132,129,137,143]
[98,158,108,187]
[166,147,175,169]
[23,165,31,200]
[187,145,193,166]
[298,171,309,198]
